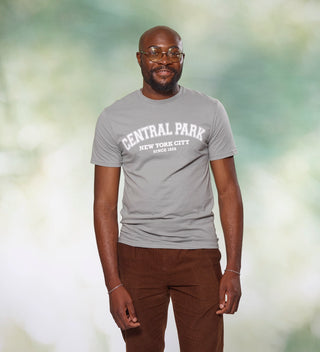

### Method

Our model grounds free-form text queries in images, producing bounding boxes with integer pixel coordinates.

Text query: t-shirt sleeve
[208,100,238,161]
[90,111,122,167]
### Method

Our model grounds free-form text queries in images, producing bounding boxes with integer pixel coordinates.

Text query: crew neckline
[138,85,184,104]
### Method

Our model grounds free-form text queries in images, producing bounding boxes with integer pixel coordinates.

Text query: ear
[136,52,142,66]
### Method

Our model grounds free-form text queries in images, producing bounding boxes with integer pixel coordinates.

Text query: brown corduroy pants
[118,243,224,352]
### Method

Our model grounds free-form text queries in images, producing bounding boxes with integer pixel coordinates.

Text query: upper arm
[208,101,237,161]
[94,165,121,207]
[210,157,240,195]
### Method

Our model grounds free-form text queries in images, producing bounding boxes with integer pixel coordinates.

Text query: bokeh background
[1,0,319,351]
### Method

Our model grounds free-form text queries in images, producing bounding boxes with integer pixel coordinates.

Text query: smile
[154,69,173,76]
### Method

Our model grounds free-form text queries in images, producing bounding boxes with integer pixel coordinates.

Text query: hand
[216,271,241,315]
[109,285,141,330]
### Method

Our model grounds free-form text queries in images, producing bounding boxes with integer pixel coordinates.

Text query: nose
[157,52,170,64]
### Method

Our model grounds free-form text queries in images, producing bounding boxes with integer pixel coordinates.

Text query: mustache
[151,66,178,74]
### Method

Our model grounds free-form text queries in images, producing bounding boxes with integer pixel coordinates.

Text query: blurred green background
[1,0,319,351]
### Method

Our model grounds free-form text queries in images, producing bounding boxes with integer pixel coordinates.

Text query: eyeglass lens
[148,46,183,62]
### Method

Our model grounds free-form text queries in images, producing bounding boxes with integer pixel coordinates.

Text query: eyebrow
[147,45,180,49]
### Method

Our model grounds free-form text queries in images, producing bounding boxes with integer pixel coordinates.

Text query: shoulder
[181,86,222,110]
[98,90,140,121]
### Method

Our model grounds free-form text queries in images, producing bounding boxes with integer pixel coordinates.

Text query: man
[91,25,243,352]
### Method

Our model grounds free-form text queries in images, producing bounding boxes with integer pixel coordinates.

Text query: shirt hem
[209,149,238,161]
[91,159,121,167]
[118,237,219,250]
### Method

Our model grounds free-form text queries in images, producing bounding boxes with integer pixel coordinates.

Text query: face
[137,30,184,94]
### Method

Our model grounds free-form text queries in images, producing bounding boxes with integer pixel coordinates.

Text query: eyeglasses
[139,46,185,63]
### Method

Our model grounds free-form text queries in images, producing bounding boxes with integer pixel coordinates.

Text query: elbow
[218,183,242,201]
[93,200,118,218]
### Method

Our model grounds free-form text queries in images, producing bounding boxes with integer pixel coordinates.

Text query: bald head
[138,26,182,51]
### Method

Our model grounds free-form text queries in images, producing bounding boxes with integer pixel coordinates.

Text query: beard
[142,65,182,94]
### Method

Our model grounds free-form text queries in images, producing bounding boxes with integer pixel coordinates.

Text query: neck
[141,82,180,100]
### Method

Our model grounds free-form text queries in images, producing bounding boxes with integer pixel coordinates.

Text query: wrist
[108,283,123,294]
[105,275,122,291]
[224,268,241,275]
[106,279,122,292]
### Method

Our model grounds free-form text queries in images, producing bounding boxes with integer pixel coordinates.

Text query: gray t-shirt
[91,86,237,249]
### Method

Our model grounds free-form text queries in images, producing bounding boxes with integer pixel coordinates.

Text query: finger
[229,301,237,314]
[114,312,126,330]
[216,307,227,315]
[226,292,241,314]
[120,308,140,330]
[127,301,139,323]
[114,317,125,330]
[127,321,141,329]
[124,321,141,329]
[216,302,226,314]
[117,308,131,330]
[125,319,141,329]
[224,292,234,314]
[216,297,227,315]
[110,310,122,329]
[231,295,241,314]
[218,287,226,311]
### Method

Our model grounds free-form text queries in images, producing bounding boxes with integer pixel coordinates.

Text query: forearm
[94,202,121,291]
[218,184,243,272]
